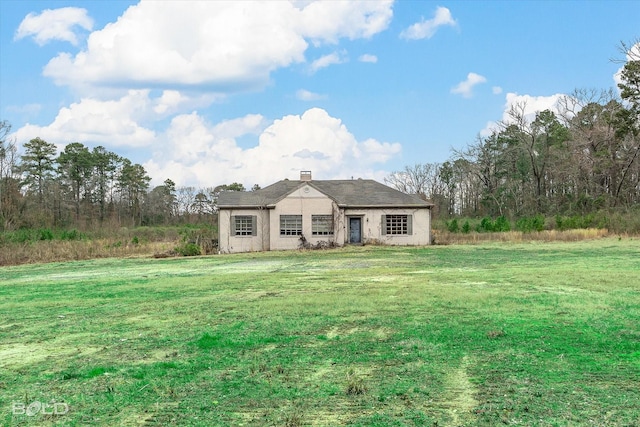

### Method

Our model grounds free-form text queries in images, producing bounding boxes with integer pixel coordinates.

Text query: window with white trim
[312,215,334,236]
[280,215,302,236]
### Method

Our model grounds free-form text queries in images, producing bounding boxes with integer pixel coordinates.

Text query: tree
[0,121,22,230]
[499,104,570,213]
[116,159,150,226]
[20,137,57,208]
[145,179,177,225]
[615,50,640,205]
[58,142,93,220]
[91,146,119,223]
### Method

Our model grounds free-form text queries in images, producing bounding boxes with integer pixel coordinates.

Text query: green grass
[1,239,639,426]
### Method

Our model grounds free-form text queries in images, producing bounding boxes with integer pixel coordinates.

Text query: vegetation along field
[1,238,639,426]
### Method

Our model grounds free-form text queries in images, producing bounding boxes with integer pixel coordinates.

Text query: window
[312,215,334,236]
[382,214,412,235]
[232,215,256,236]
[280,215,302,236]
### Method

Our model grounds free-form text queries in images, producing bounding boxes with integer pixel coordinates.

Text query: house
[217,171,433,253]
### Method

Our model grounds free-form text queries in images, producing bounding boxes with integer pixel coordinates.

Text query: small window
[382,214,412,235]
[312,215,334,236]
[232,215,256,236]
[280,215,302,236]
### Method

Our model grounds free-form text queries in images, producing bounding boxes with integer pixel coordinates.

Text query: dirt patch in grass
[326,326,359,339]
[0,342,101,369]
[440,355,479,425]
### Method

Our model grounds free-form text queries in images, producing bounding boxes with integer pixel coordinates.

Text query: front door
[349,217,361,244]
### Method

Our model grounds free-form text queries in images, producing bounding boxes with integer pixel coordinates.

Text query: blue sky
[1,0,639,188]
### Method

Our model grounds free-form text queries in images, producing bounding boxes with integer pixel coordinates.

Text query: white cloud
[152,90,222,116]
[42,1,392,92]
[211,114,267,139]
[310,51,348,73]
[296,89,327,101]
[298,0,394,44]
[358,54,378,63]
[13,90,156,149]
[145,108,402,188]
[451,72,487,98]
[400,6,456,40]
[492,86,503,95]
[15,7,93,46]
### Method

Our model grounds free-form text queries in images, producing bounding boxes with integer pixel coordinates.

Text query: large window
[312,215,334,236]
[383,214,412,235]
[232,215,256,236]
[280,215,302,236]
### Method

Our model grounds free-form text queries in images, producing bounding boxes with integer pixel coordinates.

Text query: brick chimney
[300,170,312,181]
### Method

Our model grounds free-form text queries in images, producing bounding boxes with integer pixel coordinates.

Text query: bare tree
[0,121,22,230]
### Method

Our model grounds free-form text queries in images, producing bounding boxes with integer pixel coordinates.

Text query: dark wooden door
[349,217,361,243]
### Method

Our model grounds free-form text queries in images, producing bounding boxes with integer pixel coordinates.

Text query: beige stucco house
[217,171,433,254]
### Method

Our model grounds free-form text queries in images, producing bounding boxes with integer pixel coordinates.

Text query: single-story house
[217,171,433,253]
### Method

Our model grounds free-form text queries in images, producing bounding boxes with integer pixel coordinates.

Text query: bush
[446,219,459,233]
[516,215,545,233]
[461,220,471,234]
[38,228,54,241]
[477,217,494,233]
[175,242,201,257]
[494,216,511,232]
[10,229,33,243]
[555,214,604,230]
[60,229,84,240]
[476,216,510,232]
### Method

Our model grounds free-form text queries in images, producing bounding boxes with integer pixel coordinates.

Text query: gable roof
[218,179,433,209]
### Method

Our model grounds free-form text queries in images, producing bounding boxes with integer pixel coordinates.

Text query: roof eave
[342,204,433,209]
[218,205,273,210]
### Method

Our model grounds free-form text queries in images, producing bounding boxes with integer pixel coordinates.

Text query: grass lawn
[1,238,639,426]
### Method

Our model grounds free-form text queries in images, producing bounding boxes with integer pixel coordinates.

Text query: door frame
[347,216,363,244]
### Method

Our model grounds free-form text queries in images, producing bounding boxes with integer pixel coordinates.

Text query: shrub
[446,219,459,233]
[38,228,54,241]
[516,215,545,233]
[494,216,511,232]
[461,220,471,234]
[60,229,84,240]
[175,242,201,257]
[477,217,495,233]
[556,213,604,231]
[11,229,33,243]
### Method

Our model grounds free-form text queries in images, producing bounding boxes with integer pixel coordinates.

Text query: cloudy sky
[1,1,638,189]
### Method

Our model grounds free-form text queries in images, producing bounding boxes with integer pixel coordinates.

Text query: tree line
[385,45,640,227]
[0,125,252,231]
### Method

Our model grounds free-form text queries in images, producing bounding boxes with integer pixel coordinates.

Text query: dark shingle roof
[218,179,433,208]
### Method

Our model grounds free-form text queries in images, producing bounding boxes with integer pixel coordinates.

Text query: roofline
[219,203,433,209]
[342,204,433,209]
[218,205,273,210]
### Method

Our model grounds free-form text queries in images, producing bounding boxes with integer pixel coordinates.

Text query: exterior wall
[218,184,432,253]
[218,208,270,253]
[342,207,431,246]
[270,184,340,250]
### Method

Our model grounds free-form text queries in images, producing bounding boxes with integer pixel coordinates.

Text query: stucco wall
[218,208,270,253]
[270,185,339,250]
[342,207,431,246]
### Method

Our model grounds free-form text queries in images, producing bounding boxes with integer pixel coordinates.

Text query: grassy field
[1,238,639,426]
